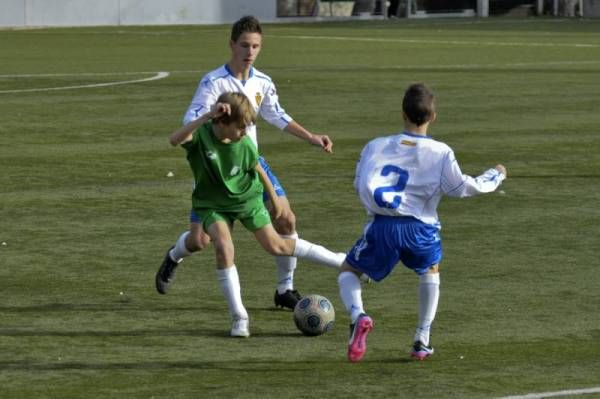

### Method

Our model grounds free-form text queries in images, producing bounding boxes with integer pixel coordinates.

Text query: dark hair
[402,83,435,126]
[231,16,262,43]
[212,92,257,128]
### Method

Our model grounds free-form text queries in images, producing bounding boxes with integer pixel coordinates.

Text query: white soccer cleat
[230,317,250,338]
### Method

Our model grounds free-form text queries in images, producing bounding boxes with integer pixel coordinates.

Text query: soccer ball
[293,294,335,336]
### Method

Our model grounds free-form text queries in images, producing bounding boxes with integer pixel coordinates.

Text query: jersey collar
[224,64,254,85]
[402,131,432,139]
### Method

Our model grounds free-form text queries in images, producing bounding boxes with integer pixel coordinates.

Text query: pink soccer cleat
[347,314,374,362]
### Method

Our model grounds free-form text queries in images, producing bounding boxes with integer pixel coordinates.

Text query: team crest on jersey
[255,92,262,106]
[229,165,241,176]
[206,150,217,160]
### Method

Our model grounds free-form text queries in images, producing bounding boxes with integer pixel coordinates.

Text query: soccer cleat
[273,289,302,310]
[411,340,434,360]
[230,317,250,338]
[347,313,374,363]
[155,247,181,295]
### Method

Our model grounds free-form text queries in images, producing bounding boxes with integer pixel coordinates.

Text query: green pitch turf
[1,18,600,399]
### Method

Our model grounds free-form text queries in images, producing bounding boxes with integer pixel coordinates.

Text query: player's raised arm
[495,164,507,177]
[182,77,221,125]
[441,152,507,198]
[169,102,231,146]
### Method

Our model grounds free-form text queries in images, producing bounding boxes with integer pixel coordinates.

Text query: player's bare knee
[427,264,440,274]
[261,238,290,257]
[213,237,232,253]
[340,262,363,278]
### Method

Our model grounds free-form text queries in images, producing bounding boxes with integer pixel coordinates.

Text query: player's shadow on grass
[0,328,225,338]
[0,357,415,372]
[0,327,303,339]
[0,360,256,371]
[0,303,322,339]
[0,303,201,313]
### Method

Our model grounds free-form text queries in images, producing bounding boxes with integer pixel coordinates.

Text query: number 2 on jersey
[374,165,409,209]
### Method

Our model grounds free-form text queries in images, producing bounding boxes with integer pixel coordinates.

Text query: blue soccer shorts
[346,215,442,282]
[189,156,286,224]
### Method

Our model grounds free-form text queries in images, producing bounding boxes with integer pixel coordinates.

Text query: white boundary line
[496,387,600,399]
[0,71,164,78]
[272,34,600,49]
[0,71,169,94]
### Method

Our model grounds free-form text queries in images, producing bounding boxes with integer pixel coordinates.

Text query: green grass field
[1,17,600,399]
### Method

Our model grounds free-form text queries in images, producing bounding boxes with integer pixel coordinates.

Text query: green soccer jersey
[182,123,264,213]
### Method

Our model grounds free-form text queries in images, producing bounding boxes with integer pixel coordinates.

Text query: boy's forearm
[256,164,278,204]
[284,120,333,153]
[284,120,313,142]
[169,113,211,146]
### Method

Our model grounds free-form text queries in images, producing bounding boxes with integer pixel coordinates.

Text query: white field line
[496,387,600,399]
[0,71,163,78]
[0,71,169,94]
[1,58,597,94]
[272,34,600,49]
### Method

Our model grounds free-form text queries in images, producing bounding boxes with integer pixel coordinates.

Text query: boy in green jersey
[167,92,344,337]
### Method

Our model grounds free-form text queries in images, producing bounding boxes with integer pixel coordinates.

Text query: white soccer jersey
[183,64,292,148]
[354,132,505,227]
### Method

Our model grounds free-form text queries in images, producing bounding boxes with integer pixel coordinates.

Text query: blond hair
[213,92,257,129]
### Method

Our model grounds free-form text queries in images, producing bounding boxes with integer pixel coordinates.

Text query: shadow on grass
[0,357,414,371]
[0,328,304,339]
[0,302,317,339]
[1,303,302,313]
[0,303,200,312]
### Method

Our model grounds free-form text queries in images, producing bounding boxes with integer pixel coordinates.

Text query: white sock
[338,271,365,324]
[293,238,345,269]
[414,273,440,346]
[276,233,298,294]
[216,266,248,320]
[169,232,193,262]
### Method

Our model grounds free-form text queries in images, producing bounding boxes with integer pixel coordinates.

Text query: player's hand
[309,134,333,154]
[210,102,231,119]
[495,164,507,177]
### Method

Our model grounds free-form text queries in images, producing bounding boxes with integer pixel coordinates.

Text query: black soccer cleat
[273,289,302,310]
[155,247,181,295]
